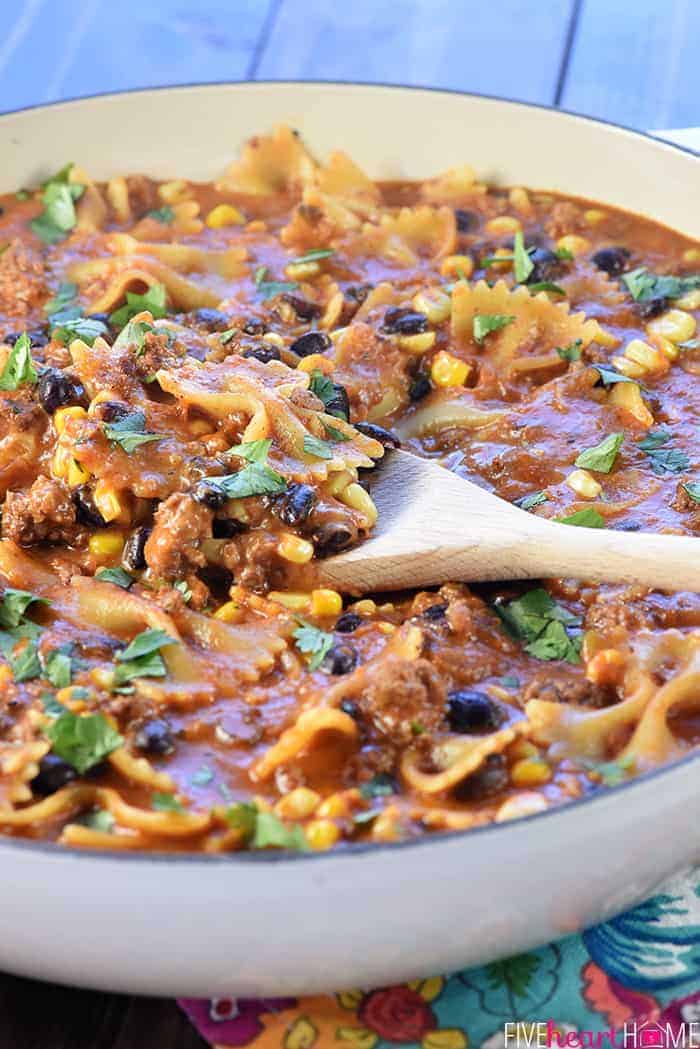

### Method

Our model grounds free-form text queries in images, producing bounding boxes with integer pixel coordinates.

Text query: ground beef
[2,476,82,546]
[671,481,700,517]
[133,331,183,378]
[0,239,48,319]
[221,531,282,592]
[125,175,157,219]
[543,201,585,240]
[522,671,613,709]
[584,589,662,637]
[144,493,212,580]
[357,655,447,746]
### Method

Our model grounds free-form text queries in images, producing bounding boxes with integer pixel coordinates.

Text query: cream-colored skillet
[0,83,697,996]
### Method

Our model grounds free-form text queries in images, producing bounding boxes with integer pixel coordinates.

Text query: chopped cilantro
[224,802,308,851]
[556,508,605,528]
[592,363,636,387]
[583,754,634,787]
[303,433,334,460]
[113,628,176,686]
[42,646,72,688]
[229,438,272,463]
[3,637,41,682]
[359,773,396,799]
[103,409,162,454]
[254,265,298,301]
[152,792,185,813]
[499,674,520,688]
[219,329,237,345]
[638,429,671,451]
[109,283,168,328]
[513,232,534,283]
[174,579,192,603]
[575,432,623,473]
[191,765,214,787]
[495,588,582,664]
[292,621,334,670]
[42,692,67,718]
[51,316,107,346]
[638,432,689,475]
[556,339,583,362]
[622,267,700,303]
[514,491,548,511]
[291,248,334,264]
[16,190,30,202]
[309,369,348,419]
[224,802,258,836]
[79,809,115,833]
[528,281,565,295]
[112,318,158,354]
[554,246,574,261]
[96,567,134,589]
[45,281,78,318]
[0,332,37,390]
[30,165,85,244]
[44,711,123,774]
[682,482,700,504]
[213,461,287,499]
[473,313,515,344]
[0,588,48,629]
[146,206,174,223]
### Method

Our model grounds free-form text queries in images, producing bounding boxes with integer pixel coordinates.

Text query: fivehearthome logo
[503,1020,700,1048]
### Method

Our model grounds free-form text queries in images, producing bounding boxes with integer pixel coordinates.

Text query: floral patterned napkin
[179,866,700,1049]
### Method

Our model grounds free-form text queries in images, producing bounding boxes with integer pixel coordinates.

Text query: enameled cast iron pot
[0,82,698,996]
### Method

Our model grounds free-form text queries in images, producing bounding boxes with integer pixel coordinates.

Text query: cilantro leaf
[556,339,583,362]
[0,333,37,390]
[174,579,192,603]
[113,628,175,686]
[2,636,42,681]
[554,246,574,261]
[44,711,123,774]
[30,166,84,243]
[103,410,162,454]
[308,369,348,420]
[213,461,287,499]
[51,316,107,346]
[514,491,548,511]
[682,482,700,504]
[112,318,158,354]
[583,754,634,787]
[322,421,347,442]
[638,429,671,451]
[291,248,334,264]
[219,328,237,345]
[79,809,115,833]
[109,283,168,328]
[0,588,48,629]
[292,622,334,671]
[252,811,308,851]
[303,433,334,460]
[96,567,134,589]
[45,281,78,317]
[513,232,534,283]
[473,313,515,344]
[229,438,272,463]
[152,792,184,813]
[224,802,258,837]
[575,432,623,473]
[622,267,700,303]
[528,281,565,295]
[360,774,396,799]
[42,691,67,718]
[146,206,174,223]
[254,265,298,301]
[638,430,689,475]
[495,588,581,664]
[43,647,72,687]
[592,363,636,387]
[556,508,605,528]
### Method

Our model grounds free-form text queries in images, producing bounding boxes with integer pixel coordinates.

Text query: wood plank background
[0,1,697,1046]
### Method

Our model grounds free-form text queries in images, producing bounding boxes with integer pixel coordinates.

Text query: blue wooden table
[0,2,698,1046]
[1,0,698,128]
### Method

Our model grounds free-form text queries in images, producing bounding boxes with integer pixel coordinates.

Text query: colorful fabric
[179,866,700,1048]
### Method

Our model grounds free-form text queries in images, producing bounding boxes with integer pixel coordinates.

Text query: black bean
[37,367,84,414]
[134,719,175,756]
[94,400,131,423]
[339,698,362,720]
[618,520,642,532]
[591,246,631,277]
[409,374,432,401]
[345,283,373,304]
[192,480,227,509]
[276,482,318,526]
[447,689,504,733]
[637,296,669,319]
[242,318,265,335]
[213,517,247,538]
[281,293,321,320]
[193,307,230,331]
[335,611,363,633]
[354,421,401,451]
[242,344,281,364]
[454,754,509,801]
[32,754,77,794]
[313,522,355,556]
[5,328,49,348]
[289,330,332,357]
[73,487,107,529]
[525,247,563,284]
[122,527,151,571]
[422,603,447,621]
[321,644,358,675]
[382,307,428,335]
[325,383,350,421]
[455,208,480,233]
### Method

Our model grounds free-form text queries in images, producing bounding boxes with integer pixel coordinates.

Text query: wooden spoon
[318,449,700,594]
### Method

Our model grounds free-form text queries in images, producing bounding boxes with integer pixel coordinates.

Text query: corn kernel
[485,216,521,235]
[674,288,700,310]
[377,621,396,634]
[495,792,548,822]
[51,445,70,480]
[0,665,11,687]
[54,405,87,434]
[556,234,590,257]
[622,338,668,375]
[214,600,243,623]
[609,382,654,427]
[586,648,626,687]
[310,589,343,617]
[90,666,115,689]
[205,203,245,229]
[508,187,532,214]
[316,794,347,819]
[682,248,700,265]
[565,469,602,499]
[67,458,91,487]
[277,534,315,564]
[285,261,320,280]
[431,350,470,387]
[611,355,645,379]
[269,590,311,611]
[412,287,452,324]
[440,254,474,279]
[188,418,213,437]
[650,334,680,361]
[88,530,124,560]
[646,308,696,344]
[297,353,334,374]
[508,739,539,762]
[261,331,285,348]
[352,599,376,615]
[275,787,320,820]
[158,179,190,204]
[340,483,378,525]
[93,480,122,522]
[370,806,401,842]
[305,818,341,851]
[583,209,606,226]
[398,331,436,354]
[510,758,552,787]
